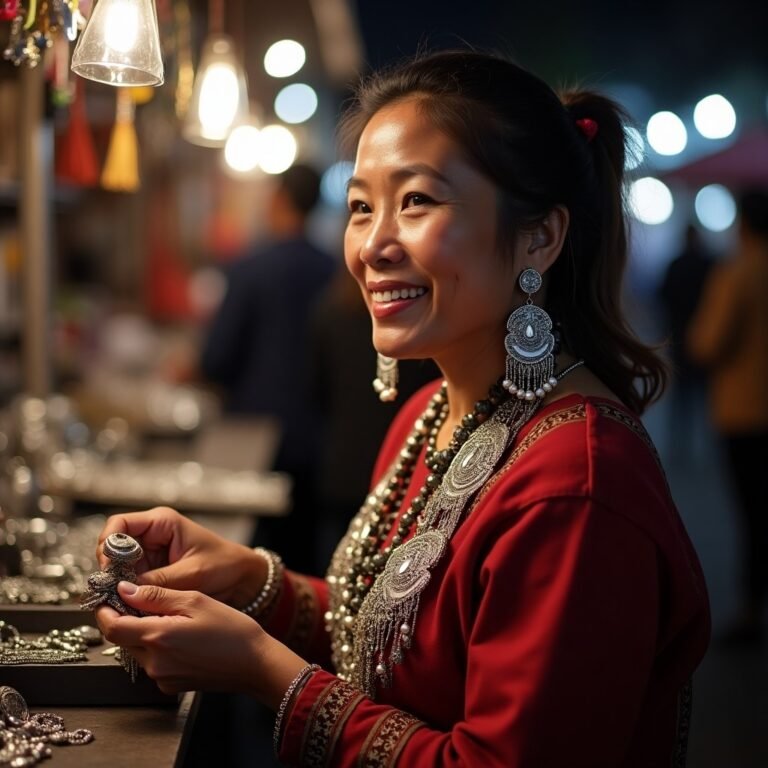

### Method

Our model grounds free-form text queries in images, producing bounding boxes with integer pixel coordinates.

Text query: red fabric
[279,385,710,767]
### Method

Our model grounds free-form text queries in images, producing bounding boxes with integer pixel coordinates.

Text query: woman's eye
[348,200,371,214]
[403,193,432,208]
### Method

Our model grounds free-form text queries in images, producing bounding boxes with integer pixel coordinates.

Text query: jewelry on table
[80,532,144,681]
[327,360,585,697]
[0,685,94,767]
[0,621,102,665]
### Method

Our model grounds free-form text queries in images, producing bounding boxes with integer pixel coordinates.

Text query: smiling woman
[92,50,710,768]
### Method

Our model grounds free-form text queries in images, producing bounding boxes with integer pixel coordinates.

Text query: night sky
[353,0,768,121]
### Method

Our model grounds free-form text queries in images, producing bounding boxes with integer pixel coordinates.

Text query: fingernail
[119,581,138,595]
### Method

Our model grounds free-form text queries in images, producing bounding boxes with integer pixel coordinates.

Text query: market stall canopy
[661,128,768,189]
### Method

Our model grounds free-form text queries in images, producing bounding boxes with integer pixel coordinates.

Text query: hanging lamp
[183,0,248,147]
[71,0,164,87]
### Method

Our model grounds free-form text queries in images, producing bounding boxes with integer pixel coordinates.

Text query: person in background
[688,188,768,648]
[658,223,715,464]
[96,51,710,766]
[200,163,337,575]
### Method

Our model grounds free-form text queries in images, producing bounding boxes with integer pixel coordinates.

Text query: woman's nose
[359,214,406,266]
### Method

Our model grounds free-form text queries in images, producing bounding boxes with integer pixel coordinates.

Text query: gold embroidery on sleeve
[358,710,424,768]
[301,678,364,767]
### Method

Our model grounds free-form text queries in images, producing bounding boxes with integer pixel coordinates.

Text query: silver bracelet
[241,548,284,618]
[272,663,321,754]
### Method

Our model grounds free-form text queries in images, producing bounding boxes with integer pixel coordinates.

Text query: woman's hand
[95,582,308,705]
[97,507,267,608]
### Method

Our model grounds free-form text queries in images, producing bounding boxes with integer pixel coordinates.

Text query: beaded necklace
[327,362,584,695]
[326,380,504,641]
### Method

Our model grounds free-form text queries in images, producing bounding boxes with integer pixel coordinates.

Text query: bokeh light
[321,161,355,207]
[264,40,306,78]
[628,177,674,225]
[274,83,318,124]
[646,111,688,156]
[224,123,261,173]
[257,125,297,174]
[695,184,737,231]
[693,94,737,139]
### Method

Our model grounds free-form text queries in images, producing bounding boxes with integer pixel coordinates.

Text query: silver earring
[503,268,558,401]
[373,354,398,402]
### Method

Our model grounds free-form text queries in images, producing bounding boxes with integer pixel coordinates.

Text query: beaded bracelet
[241,548,285,618]
[273,663,321,754]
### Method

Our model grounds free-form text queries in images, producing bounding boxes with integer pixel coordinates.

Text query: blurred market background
[1,1,767,765]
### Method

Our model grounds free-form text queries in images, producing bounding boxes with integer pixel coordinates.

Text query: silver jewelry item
[242,548,284,618]
[503,268,557,401]
[345,360,586,697]
[81,532,143,681]
[0,687,94,766]
[0,622,91,666]
[373,353,399,402]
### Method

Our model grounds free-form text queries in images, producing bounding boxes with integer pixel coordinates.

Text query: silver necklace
[347,361,585,696]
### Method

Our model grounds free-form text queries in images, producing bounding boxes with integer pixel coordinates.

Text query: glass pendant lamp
[183,0,249,147]
[71,0,164,86]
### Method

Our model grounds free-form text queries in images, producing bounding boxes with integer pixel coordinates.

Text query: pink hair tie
[575,118,598,142]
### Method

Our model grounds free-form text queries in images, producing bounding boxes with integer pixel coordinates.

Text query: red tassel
[55,79,99,187]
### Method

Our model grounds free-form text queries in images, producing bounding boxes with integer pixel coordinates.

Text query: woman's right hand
[96,507,267,608]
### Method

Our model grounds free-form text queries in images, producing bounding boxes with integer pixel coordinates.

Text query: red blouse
[267,386,710,767]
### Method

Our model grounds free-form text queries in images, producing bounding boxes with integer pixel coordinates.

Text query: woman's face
[344,98,523,369]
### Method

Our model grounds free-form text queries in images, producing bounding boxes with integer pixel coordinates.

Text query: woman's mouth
[369,285,428,318]
[371,286,427,302]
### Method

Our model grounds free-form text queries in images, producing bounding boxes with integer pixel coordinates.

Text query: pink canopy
[661,128,768,189]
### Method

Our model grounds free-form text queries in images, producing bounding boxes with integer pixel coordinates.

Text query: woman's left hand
[95,581,306,703]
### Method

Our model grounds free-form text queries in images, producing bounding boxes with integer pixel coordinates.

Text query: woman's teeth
[372,287,426,302]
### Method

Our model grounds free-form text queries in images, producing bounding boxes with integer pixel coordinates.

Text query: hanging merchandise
[2,0,76,67]
[55,75,99,186]
[101,87,140,191]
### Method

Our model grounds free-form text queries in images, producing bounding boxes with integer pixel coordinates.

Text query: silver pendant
[380,530,447,606]
[504,303,554,365]
[442,420,509,498]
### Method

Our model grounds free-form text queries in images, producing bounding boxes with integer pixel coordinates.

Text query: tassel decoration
[101,89,140,192]
[55,76,99,186]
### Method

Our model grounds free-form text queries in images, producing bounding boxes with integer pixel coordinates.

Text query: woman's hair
[339,50,666,413]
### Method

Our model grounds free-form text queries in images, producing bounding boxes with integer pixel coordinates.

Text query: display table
[32,692,198,768]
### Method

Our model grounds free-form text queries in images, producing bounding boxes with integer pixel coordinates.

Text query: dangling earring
[373,354,399,402]
[503,268,558,401]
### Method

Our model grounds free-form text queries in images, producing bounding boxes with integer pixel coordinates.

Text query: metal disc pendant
[380,530,447,605]
[442,421,509,498]
[0,685,29,721]
[504,304,554,364]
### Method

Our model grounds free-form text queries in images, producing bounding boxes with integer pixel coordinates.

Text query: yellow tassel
[101,90,140,192]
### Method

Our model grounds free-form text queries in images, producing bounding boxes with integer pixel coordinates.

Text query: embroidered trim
[673,679,693,767]
[301,679,364,767]
[285,572,320,655]
[469,404,586,511]
[358,710,424,768]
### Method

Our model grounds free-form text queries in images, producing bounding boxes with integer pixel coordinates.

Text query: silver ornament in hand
[81,533,144,681]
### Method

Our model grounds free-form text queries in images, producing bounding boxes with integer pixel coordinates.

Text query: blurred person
[95,51,709,766]
[658,223,715,463]
[688,188,768,647]
[200,163,337,574]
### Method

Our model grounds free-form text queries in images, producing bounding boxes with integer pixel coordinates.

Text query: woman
[95,51,710,766]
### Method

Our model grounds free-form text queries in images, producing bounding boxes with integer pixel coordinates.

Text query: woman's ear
[523,205,570,274]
